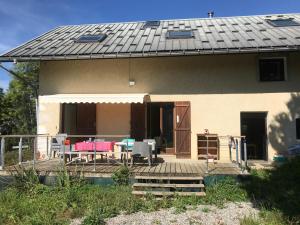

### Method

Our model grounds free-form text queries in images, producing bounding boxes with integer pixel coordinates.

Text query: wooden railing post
[18,137,23,165]
[0,137,5,170]
[33,137,37,170]
[243,138,248,169]
[46,136,49,158]
[205,136,209,174]
[235,139,239,164]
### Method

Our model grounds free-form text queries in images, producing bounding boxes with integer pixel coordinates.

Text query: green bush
[111,165,130,186]
[56,168,86,189]
[82,208,105,225]
[12,167,41,193]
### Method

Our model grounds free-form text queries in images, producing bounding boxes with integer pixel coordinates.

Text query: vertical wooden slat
[175,101,191,158]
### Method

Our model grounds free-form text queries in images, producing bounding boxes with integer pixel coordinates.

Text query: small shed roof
[1,13,300,62]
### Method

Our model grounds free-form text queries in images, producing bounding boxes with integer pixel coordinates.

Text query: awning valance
[39,94,149,104]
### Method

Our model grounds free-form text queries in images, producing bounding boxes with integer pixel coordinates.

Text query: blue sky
[1,0,300,90]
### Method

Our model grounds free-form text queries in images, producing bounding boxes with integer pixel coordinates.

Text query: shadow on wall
[269,93,300,154]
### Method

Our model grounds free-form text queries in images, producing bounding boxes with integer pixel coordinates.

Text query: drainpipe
[0,62,39,133]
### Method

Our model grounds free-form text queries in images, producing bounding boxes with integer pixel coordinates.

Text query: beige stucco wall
[39,52,300,161]
[38,102,61,135]
[37,102,61,158]
[96,104,131,136]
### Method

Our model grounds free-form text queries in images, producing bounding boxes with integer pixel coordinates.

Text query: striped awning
[39,94,149,104]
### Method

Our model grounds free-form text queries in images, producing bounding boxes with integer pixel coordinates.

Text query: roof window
[266,18,300,27]
[166,30,194,39]
[75,34,107,43]
[143,21,160,28]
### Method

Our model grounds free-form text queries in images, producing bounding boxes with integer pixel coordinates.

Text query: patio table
[74,141,115,163]
[75,141,115,152]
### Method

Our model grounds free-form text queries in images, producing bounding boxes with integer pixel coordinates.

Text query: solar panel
[75,34,107,43]
[143,21,160,28]
[166,30,194,39]
[266,18,300,27]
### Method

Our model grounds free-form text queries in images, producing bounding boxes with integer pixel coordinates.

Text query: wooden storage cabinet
[197,134,219,159]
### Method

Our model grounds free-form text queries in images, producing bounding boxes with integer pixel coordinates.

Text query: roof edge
[1,46,299,62]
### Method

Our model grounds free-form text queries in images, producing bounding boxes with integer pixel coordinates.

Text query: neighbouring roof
[1,13,300,62]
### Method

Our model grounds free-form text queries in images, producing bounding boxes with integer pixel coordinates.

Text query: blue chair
[120,138,135,163]
[121,138,135,151]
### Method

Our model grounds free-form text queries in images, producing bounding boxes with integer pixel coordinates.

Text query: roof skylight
[75,34,107,43]
[143,21,160,28]
[166,30,194,39]
[266,18,300,27]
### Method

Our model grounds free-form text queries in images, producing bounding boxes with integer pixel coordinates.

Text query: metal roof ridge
[56,12,300,28]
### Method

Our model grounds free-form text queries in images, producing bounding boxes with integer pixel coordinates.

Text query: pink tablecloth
[75,141,115,152]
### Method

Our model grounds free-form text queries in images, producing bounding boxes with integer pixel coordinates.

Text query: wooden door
[76,103,96,135]
[131,103,146,141]
[175,101,191,158]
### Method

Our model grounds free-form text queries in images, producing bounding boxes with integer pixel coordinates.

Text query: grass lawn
[0,157,299,225]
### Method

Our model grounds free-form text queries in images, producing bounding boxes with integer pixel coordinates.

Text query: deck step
[133,183,204,188]
[132,191,206,197]
[135,175,204,181]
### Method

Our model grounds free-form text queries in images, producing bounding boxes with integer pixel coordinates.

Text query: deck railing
[201,135,248,173]
[0,134,248,173]
[0,134,50,170]
[0,134,131,170]
[220,135,247,171]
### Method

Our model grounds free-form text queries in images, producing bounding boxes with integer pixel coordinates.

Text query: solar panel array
[1,13,300,61]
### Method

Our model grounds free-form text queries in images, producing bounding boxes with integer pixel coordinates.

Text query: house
[1,13,300,162]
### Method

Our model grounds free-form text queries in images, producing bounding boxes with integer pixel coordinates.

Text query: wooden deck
[1,158,243,178]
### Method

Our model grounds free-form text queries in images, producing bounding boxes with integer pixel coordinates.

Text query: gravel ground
[70,202,259,225]
[106,202,259,225]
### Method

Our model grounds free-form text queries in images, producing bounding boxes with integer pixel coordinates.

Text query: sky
[0,0,300,90]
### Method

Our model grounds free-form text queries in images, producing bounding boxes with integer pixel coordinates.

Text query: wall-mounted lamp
[129,79,135,86]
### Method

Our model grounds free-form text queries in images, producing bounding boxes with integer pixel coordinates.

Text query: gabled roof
[1,13,300,62]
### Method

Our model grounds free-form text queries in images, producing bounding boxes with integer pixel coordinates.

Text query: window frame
[258,57,287,82]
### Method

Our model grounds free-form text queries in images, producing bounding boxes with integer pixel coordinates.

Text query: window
[266,18,300,27]
[259,58,286,82]
[166,30,194,39]
[75,34,107,43]
[143,21,160,28]
[296,118,300,139]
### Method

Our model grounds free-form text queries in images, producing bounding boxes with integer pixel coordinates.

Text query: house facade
[1,14,300,161]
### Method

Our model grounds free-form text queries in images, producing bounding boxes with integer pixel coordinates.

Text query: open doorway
[241,112,267,160]
[62,103,96,135]
[147,102,174,154]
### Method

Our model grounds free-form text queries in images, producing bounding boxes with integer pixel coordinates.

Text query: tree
[0,62,39,134]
